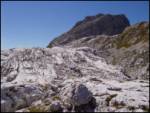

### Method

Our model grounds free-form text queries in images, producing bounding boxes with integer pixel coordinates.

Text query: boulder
[71,84,93,106]
[49,100,63,112]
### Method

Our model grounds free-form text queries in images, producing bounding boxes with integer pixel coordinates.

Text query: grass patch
[52,95,61,101]
[114,22,149,49]
[28,106,47,112]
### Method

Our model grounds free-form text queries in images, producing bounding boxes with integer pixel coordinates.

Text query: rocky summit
[48,14,130,47]
[1,13,149,112]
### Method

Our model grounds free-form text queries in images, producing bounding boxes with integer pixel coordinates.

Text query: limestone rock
[49,101,63,112]
[63,22,149,80]
[70,83,92,106]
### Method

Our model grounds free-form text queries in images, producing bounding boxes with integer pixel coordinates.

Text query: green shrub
[28,106,47,112]
[52,95,61,101]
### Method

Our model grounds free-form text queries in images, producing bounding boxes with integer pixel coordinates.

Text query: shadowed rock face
[48,14,130,47]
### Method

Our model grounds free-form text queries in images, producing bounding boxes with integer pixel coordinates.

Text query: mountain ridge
[48,13,130,47]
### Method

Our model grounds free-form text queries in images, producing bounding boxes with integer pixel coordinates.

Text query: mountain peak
[48,13,130,47]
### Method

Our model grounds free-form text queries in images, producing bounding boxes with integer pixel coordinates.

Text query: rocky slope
[48,13,149,80]
[48,14,130,47]
[65,22,149,80]
[1,47,149,112]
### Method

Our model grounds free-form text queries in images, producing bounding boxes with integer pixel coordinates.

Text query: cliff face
[47,14,130,47]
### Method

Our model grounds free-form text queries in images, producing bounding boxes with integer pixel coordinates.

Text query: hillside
[1,13,149,112]
[65,22,149,80]
[48,14,130,47]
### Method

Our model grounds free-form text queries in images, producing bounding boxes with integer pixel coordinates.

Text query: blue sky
[1,1,149,49]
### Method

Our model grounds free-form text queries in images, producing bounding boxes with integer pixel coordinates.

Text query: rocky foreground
[1,47,149,112]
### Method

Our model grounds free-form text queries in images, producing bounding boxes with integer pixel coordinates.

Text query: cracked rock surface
[1,47,149,112]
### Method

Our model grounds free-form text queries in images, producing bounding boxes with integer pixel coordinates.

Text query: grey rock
[49,101,63,112]
[1,99,14,112]
[48,14,130,47]
[62,22,149,80]
[1,45,149,112]
[71,84,93,106]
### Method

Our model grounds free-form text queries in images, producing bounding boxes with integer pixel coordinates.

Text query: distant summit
[48,13,130,47]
